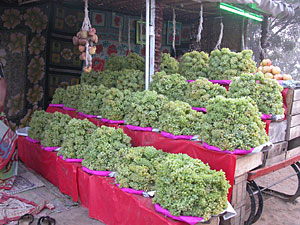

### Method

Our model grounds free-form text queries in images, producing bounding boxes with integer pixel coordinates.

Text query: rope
[81,0,91,31]
[197,2,203,43]
[119,19,122,45]
[172,8,176,57]
[128,17,131,51]
[140,11,143,47]
[214,21,223,50]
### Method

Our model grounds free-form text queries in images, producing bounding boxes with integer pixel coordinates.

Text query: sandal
[37,216,56,225]
[17,214,34,225]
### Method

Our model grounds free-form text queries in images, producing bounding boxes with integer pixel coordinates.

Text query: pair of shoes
[17,214,34,225]
[37,216,56,225]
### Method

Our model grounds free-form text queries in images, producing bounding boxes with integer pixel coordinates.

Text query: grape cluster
[63,84,82,109]
[200,96,269,151]
[58,118,97,160]
[158,100,203,136]
[82,126,131,171]
[81,70,102,86]
[51,88,66,105]
[124,52,145,71]
[150,71,188,101]
[153,153,230,220]
[28,110,53,141]
[123,90,168,128]
[185,78,227,108]
[228,73,284,115]
[179,51,209,80]
[115,146,166,191]
[160,53,179,74]
[116,69,145,92]
[207,48,256,80]
[105,54,126,71]
[41,112,72,147]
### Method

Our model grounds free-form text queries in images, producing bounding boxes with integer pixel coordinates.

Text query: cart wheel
[248,180,263,224]
[289,162,300,202]
[244,182,256,225]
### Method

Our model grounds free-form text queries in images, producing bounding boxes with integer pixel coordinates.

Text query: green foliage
[124,52,145,71]
[149,71,188,101]
[207,48,256,80]
[100,88,130,120]
[200,96,269,151]
[41,112,72,147]
[228,73,284,115]
[115,146,166,191]
[58,118,97,160]
[77,84,108,115]
[123,90,168,128]
[63,84,82,109]
[105,54,126,71]
[185,78,227,108]
[28,110,53,141]
[158,100,203,136]
[116,69,145,92]
[153,153,230,220]
[81,70,102,86]
[82,126,132,171]
[179,51,209,80]
[160,53,179,74]
[51,88,65,104]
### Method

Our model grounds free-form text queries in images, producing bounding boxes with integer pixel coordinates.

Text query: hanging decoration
[128,18,131,52]
[172,8,176,56]
[214,21,223,50]
[72,0,98,73]
[197,1,203,43]
[140,11,144,48]
[118,19,122,45]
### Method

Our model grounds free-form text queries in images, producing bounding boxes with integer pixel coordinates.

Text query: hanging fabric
[197,1,203,43]
[172,8,176,57]
[128,17,131,52]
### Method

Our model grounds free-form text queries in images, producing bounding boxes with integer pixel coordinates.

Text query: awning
[192,0,295,18]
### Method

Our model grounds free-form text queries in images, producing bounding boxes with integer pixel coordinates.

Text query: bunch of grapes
[160,53,179,74]
[105,54,126,71]
[124,52,145,71]
[63,84,82,109]
[51,88,66,105]
[116,69,145,92]
[28,110,53,141]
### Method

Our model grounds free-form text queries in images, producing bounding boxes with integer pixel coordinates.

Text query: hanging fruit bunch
[257,59,292,80]
[72,0,98,73]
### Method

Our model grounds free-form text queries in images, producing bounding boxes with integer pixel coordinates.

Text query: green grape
[115,146,167,191]
[123,90,168,128]
[200,96,269,151]
[185,77,227,108]
[28,110,53,141]
[105,54,126,71]
[116,69,145,92]
[81,70,102,86]
[149,71,188,101]
[158,100,203,135]
[41,112,72,147]
[124,52,145,71]
[82,126,132,171]
[58,118,97,160]
[63,84,82,109]
[179,51,209,80]
[228,73,284,115]
[207,48,256,80]
[98,70,119,88]
[51,88,65,104]
[77,84,108,115]
[160,53,179,74]
[153,153,230,220]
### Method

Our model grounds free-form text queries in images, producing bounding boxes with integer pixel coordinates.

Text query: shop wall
[0,4,50,130]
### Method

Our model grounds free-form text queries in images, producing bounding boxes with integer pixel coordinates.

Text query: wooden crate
[262,141,288,167]
[269,120,287,144]
[285,88,300,141]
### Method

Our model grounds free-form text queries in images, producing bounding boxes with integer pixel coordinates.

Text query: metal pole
[145,0,150,90]
[149,0,155,82]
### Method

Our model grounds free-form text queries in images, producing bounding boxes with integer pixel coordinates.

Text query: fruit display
[77,84,108,115]
[116,69,145,92]
[82,126,132,171]
[207,48,256,80]
[58,118,97,160]
[258,59,293,80]
[28,110,53,141]
[179,51,209,80]
[228,73,284,115]
[100,88,130,121]
[149,71,188,101]
[185,78,227,108]
[123,90,168,128]
[153,153,230,220]
[41,112,72,147]
[115,146,167,191]
[200,96,269,151]
[105,54,126,71]
[51,88,66,105]
[124,52,145,71]
[63,84,82,109]
[98,70,119,88]
[158,100,203,136]
[160,53,179,74]
[81,70,102,86]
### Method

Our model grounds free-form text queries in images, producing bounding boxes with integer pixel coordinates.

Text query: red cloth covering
[46,107,80,119]
[85,172,185,225]
[78,168,90,208]
[17,137,79,202]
